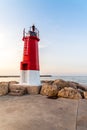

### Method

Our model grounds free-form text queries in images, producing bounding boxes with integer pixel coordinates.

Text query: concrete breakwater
[0,79,87,99]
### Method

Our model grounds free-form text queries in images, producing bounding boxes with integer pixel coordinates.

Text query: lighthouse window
[29,31,37,36]
[22,63,28,70]
[24,42,28,55]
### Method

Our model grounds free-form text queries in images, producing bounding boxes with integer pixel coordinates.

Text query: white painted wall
[20,70,41,86]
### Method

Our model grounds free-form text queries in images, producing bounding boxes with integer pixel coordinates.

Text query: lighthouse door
[22,63,28,83]
[23,63,28,70]
[23,71,27,83]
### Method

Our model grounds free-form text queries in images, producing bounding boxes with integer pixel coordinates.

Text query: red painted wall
[20,35,40,70]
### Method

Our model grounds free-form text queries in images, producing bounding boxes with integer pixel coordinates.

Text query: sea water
[0,76,87,86]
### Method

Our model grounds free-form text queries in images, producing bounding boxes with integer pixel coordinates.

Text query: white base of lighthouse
[20,70,41,86]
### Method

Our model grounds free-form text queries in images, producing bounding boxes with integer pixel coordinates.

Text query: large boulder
[58,87,82,99]
[40,83,51,96]
[53,79,70,91]
[83,91,87,99]
[8,81,19,90]
[66,81,77,89]
[9,81,19,84]
[41,80,54,85]
[26,86,41,95]
[0,82,9,96]
[77,89,84,98]
[77,84,87,91]
[40,83,58,97]
[9,84,26,96]
[47,85,58,98]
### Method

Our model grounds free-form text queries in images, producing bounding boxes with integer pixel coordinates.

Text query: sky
[0,0,87,75]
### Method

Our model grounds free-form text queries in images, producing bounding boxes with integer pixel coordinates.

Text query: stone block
[9,84,26,96]
[26,86,41,95]
[0,82,8,96]
[58,87,82,99]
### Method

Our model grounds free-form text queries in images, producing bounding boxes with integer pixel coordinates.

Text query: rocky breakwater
[0,81,41,96]
[0,79,87,99]
[40,79,87,99]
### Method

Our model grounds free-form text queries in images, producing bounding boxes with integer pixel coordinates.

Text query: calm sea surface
[0,76,87,86]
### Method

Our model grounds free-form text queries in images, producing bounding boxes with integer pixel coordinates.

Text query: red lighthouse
[20,25,41,86]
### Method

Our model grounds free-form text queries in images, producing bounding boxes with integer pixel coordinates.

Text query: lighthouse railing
[23,26,39,38]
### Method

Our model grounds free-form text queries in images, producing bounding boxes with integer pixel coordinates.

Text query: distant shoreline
[0,75,52,78]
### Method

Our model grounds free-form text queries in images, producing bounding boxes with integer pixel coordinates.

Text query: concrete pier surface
[0,95,87,130]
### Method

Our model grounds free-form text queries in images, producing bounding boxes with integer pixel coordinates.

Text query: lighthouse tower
[20,25,41,86]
